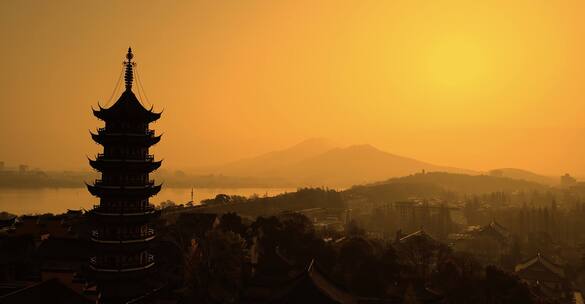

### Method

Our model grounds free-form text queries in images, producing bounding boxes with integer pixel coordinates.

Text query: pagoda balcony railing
[92,204,156,214]
[96,154,155,162]
[89,254,155,273]
[93,179,155,187]
[90,228,155,243]
[97,128,155,136]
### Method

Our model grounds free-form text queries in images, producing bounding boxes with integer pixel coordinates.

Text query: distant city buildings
[18,165,27,175]
[561,173,577,187]
[448,220,512,266]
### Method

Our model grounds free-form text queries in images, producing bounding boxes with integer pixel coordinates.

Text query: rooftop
[515,253,565,279]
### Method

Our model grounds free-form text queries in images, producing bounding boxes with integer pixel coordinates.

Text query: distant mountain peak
[211,137,336,177]
[283,137,335,152]
[345,144,379,151]
[207,139,476,187]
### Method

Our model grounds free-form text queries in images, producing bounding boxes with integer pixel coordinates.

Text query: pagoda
[87,48,162,304]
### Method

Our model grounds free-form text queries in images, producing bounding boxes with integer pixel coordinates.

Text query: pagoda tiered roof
[93,90,161,123]
[86,182,162,198]
[90,129,162,146]
[88,156,162,173]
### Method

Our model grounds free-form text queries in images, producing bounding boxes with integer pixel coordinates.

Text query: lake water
[0,187,296,215]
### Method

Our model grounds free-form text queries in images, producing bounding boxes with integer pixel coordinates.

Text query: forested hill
[345,172,550,202]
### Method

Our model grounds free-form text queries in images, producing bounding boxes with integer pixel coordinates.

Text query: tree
[184,230,245,303]
[396,234,451,279]
[219,212,246,236]
[160,200,177,209]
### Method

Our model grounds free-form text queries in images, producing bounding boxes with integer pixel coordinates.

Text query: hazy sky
[2,1,585,175]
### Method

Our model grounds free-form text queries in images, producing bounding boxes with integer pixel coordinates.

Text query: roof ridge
[515,253,565,278]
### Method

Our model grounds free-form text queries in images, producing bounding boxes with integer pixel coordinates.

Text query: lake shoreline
[0,187,296,216]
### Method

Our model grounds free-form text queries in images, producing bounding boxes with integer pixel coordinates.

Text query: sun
[421,37,490,92]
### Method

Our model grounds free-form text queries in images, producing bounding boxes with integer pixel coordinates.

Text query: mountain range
[196,138,557,188]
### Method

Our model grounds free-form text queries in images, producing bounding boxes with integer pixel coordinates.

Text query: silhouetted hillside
[344,181,446,203]
[488,168,557,186]
[379,172,549,193]
[346,172,549,202]
[181,188,345,217]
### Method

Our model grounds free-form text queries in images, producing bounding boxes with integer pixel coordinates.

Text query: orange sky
[2,1,585,175]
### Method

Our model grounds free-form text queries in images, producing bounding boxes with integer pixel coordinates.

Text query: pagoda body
[87,48,162,304]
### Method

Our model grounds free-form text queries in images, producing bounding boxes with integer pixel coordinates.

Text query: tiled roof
[269,259,356,304]
[399,229,436,243]
[515,253,565,279]
[93,90,161,123]
[478,220,511,241]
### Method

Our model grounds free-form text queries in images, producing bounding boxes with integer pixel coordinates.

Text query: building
[561,173,577,187]
[382,200,458,241]
[448,220,511,265]
[87,48,162,303]
[18,165,28,175]
[515,253,570,302]
[266,260,356,304]
[242,259,357,304]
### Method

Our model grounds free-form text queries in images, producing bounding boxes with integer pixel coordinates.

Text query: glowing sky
[2,0,585,175]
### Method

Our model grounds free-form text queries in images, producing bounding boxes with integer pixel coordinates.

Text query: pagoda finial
[124,47,135,91]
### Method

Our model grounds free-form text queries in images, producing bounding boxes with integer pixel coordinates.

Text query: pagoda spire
[124,47,135,91]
